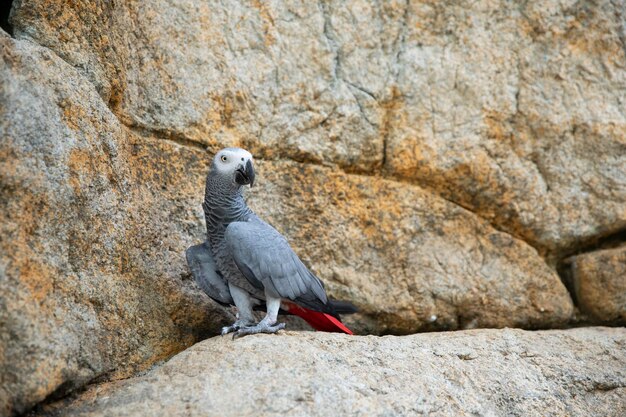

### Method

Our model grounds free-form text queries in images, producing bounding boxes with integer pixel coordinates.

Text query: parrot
[186,147,356,338]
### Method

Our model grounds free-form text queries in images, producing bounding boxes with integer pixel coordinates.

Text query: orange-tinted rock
[0,35,232,416]
[0,29,575,416]
[382,0,626,258]
[5,0,623,414]
[10,0,626,257]
[247,160,573,335]
[566,245,626,324]
[9,0,383,172]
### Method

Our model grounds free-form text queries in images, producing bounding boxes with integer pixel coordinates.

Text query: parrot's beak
[235,159,255,187]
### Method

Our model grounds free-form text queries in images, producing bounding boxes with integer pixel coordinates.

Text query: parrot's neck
[203,171,254,240]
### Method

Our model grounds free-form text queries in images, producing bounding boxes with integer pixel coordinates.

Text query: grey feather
[225,219,328,305]
[185,242,233,305]
[200,153,330,314]
[202,171,263,297]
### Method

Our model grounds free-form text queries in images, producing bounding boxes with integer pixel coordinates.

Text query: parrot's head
[211,147,256,187]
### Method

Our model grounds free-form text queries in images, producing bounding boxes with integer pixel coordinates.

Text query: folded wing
[224,220,329,311]
[185,242,233,306]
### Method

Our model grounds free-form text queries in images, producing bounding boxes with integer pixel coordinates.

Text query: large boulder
[0,34,232,416]
[381,0,626,257]
[246,160,573,335]
[10,0,626,257]
[36,328,626,417]
[1,31,574,416]
[10,0,383,171]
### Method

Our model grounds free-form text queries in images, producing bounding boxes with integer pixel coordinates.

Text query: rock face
[0,34,233,416]
[36,328,626,417]
[564,245,626,324]
[247,160,572,335]
[2,0,624,415]
[382,0,626,256]
[10,0,626,257]
[0,31,574,415]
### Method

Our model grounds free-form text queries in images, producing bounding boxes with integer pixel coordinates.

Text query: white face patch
[213,148,253,175]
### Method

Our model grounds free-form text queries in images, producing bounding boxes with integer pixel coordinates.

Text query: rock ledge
[37,327,626,417]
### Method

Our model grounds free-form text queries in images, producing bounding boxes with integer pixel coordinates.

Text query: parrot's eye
[220,155,228,162]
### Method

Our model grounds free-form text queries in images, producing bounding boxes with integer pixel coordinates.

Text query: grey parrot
[186,148,355,337]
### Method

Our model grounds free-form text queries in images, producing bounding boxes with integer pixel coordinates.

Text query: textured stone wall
[1,1,624,415]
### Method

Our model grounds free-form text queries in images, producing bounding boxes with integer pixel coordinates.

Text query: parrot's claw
[221,325,239,336]
[232,322,286,339]
[221,319,253,336]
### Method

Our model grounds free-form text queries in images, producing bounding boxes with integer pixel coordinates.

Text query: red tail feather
[284,302,353,335]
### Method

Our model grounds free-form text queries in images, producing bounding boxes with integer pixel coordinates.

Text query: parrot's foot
[221,319,254,336]
[232,321,286,339]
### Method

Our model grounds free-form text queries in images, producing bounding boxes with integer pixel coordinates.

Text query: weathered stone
[9,0,383,172]
[565,245,626,324]
[0,34,233,416]
[10,0,626,257]
[384,0,626,257]
[5,0,625,415]
[1,27,576,416]
[36,328,626,417]
[246,159,573,335]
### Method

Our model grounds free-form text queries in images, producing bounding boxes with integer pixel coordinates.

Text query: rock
[0,34,232,416]
[383,0,626,257]
[564,245,626,324]
[246,159,573,335]
[10,0,626,257]
[35,328,626,417]
[4,0,624,414]
[9,0,382,172]
[1,29,575,416]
